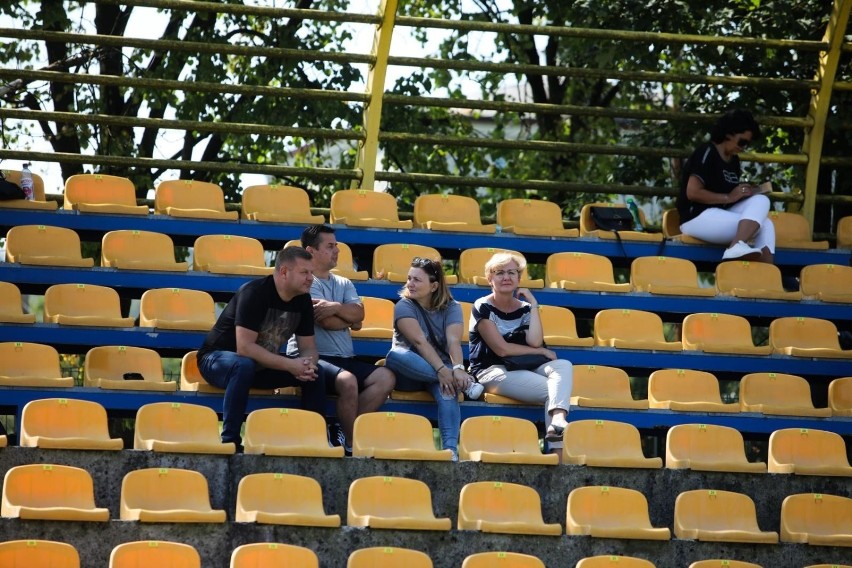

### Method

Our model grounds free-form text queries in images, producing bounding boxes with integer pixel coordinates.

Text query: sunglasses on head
[412,256,439,276]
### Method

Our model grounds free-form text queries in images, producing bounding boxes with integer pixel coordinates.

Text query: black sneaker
[328,421,352,456]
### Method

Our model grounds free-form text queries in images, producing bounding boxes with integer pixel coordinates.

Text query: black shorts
[319,356,381,392]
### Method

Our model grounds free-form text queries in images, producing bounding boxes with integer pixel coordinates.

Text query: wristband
[435,365,447,373]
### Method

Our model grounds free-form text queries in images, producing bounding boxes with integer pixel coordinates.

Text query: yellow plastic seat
[566,486,671,540]
[570,364,649,409]
[347,476,451,531]
[665,424,766,473]
[464,552,545,568]
[101,230,188,272]
[769,317,852,359]
[580,202,663,242]
[768,428,852,476]
[0,540,80,568]
[716,261,802,300]
[235,473,341,526]
[330,189,413,229]
[563,420,662,468]
[829,377,852,416]
[350,296,396,339]
[120,467,227,523]
[0,435,6,447]
[20,398,123,450]
[1,464,109,521]
[348,547,433,568]
[459,301,472,343]
[459,247,544,288]
[243,408,342,457]
[84,345,176,392]
[193,234,273,275]
[648,369,739,412]
[804,565,852,568]
[134,402,236,454]
[497,198,578,238]
[593,309,682,351]
[44,283,135,327]
[353,412,453,461]
[459,416,558,465]
[391,389,462,402]
[740,372,832,417]
[674,489,778,543]
[139,288,216,331]
[331,241,369,281]
[372,243,458,283]
[64,173,148,215]
[682,313,771,355]
[154,179,238,220]
[413,194,496,233]
[179,351,280,395]
[688,562,762,568]
[546,252,632,292]
[577,556,656,568]
[458,481,561,536]
[241,184,324,223]
[780,493,852,546]
[838,216,852,249]
[769,211,829,250]
[0,342,74,388]
[800,264,852,303]
[662,208,708,245]
[0,169,57,210]
[0,281,36,324]
[111,541,200,568]
[630,256,715,297]
[231,543,318,568]
[537,305,594,347]
[5,225,94,267]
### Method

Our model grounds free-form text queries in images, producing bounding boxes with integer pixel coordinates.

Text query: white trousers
[680,194,776,253]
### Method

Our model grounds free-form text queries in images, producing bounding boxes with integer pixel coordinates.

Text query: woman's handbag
[589,206,634,232]
[503,353,550,371]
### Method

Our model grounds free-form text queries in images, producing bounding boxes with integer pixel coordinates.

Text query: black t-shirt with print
[677,142,743,223]
[468,297,532,376]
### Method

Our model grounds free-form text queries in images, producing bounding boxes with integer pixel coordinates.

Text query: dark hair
[710,109,761,144]
[401,256,453,311]
[275,245,312,271]
[301,224,335,249]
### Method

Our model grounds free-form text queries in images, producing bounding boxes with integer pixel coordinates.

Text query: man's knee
[335,370,359,397]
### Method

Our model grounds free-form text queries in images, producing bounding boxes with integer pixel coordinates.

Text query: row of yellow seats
[12,398,852,477]
[4,460,850,547]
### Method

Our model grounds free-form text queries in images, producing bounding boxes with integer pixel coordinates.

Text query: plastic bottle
[626,198,643,231]
[20,163,34,200]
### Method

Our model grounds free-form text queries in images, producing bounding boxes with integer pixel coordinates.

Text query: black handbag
[503,353,550,371]
[0,172,25,201]
[590,206,634,232]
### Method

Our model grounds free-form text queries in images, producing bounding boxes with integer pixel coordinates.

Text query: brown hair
[400,256,454,311]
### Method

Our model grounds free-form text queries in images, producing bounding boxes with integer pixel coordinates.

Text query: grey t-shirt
[287,272,360,358]
[391,297,463,366]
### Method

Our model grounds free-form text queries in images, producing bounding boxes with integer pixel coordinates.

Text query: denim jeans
[385,348,460,457]
[198,350,328,445]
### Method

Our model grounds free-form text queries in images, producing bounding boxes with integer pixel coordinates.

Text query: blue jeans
[198,351,328,445]
[385,348,460,456]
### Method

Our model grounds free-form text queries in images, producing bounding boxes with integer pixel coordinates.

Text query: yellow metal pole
[352,0,398,190]
[801,0,850,224]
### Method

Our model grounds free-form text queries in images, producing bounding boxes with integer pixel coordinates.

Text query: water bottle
[626,198,643,231]
[20,163,34,200]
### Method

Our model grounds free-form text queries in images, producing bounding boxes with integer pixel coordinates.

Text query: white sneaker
[464,381,484,400]
[722,240,762,260]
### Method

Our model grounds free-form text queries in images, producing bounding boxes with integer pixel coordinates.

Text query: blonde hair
[484,252,526,279]
[399,257,454,311]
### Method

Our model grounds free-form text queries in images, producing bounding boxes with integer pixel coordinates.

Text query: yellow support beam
[801,0,850,223]
[352,0,398,190]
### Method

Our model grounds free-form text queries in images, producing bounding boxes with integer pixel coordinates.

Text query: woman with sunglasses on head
[677,109,776,263]
[468,252,572,448]
[385,257,483,461]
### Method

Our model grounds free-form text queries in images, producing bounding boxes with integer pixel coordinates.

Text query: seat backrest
[110,541,200,568]
[241,184,315,219]
[231,543,318,568]
[0,281,35,323]
[243,408,331,451]
[348,547,433,568]
[681,313,758,350]
[237,473,329,518]
[829,377,852,415]
[497,198,563,232]
[5,225,91,266]
[413,194,485,228]
[139,288,216,330]
[20,398,113,444]
[44,283,124,320]
[458,301,472,342]
[769,317,843,351]
[800,263,852,299]
[120,468,214,513]
[3,464,99,510]
[688,560,761,568]
[101,230,181,268]
[155,179,228,214]
[84,345,164,386]
[330,189,404,224]
[781,493,852,539]
[769,211,815,243]
[546,252,620,287]
[0,342,62,379]
[458,415,546,460]
[2,168,47,200]
[740,372,814,409]
[631,256,704,291]
[193,234,269,271]
[563,419,650,463]
[661,208,682,238]
[675,489,764,533]
[463,551,545,568]
[331,241,368,280]
[348,476,438,521]
[0,540,80,568]
[593,309,670,345]
[64,173,138,209]
[459,247,535,284]
[648,369,724,405]
[769,428,851,470]
[459,481,548,525]
[571,365,638,403]
[372,243,443,281]
[350,296,395,339]
[665,424,753,468]
[566,486,655,530]
[716,260,786,295]
[353,412,440,456]
[134,402,222,447]
[838,216,852,249]
[576,556,656,568]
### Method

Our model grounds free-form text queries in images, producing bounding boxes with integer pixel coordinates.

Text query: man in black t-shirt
[197,246,327,447]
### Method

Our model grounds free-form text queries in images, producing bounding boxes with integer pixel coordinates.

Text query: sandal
[545,423,565,442]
